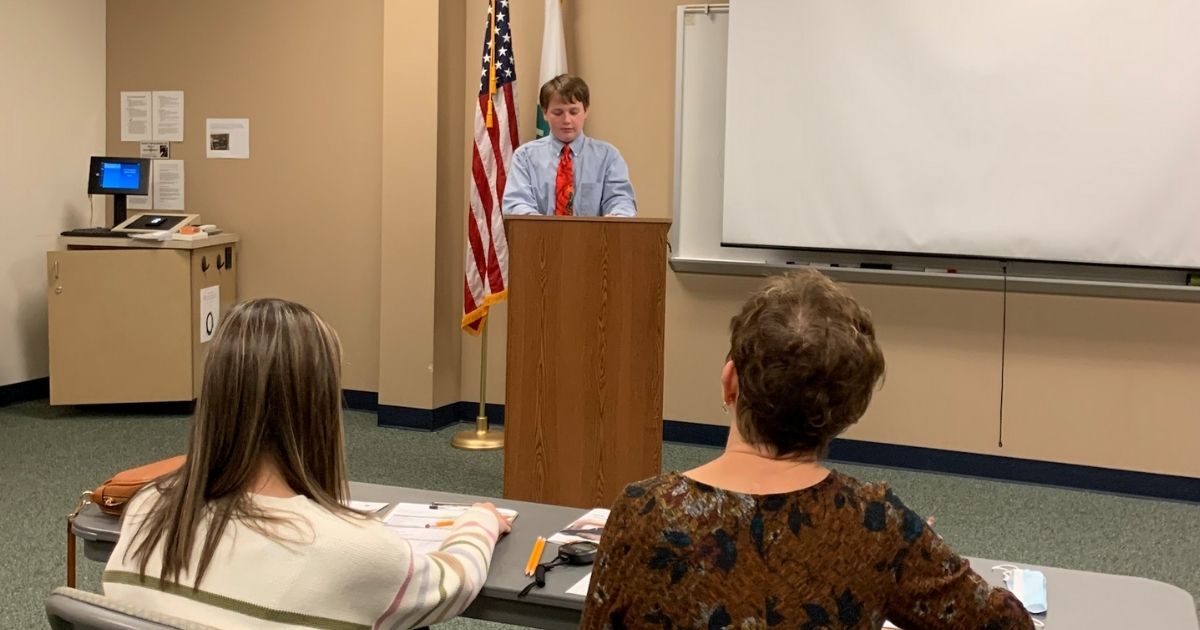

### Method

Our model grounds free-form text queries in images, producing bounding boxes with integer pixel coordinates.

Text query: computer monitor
[87,156,150,225]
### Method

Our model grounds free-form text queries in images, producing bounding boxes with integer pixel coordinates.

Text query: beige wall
[1,0,106,386]
[106,0,383,391]
[377,0,469,411]
[378,0,439,409]
[433,0,468,408]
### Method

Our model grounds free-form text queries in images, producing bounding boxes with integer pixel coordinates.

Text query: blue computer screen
[99,161,142,190]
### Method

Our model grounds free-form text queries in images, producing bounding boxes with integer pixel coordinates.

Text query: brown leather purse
[67,455,185,586]
[90,455,186,516]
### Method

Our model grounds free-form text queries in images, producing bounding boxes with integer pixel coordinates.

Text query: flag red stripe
[483,98,509,294]
[463,280,479,315]
[466,200,488,293]
[503,83,520,151]
[468,117,494,279]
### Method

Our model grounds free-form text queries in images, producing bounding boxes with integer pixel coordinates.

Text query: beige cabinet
[47,235,239,405]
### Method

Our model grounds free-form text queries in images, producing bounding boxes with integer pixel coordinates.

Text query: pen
[429,501,474,509]
[425,519,456,528]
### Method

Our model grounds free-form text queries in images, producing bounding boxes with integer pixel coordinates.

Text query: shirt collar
[551,132,588,156]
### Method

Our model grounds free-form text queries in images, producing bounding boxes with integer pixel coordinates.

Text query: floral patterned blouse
[581,471,1033,630]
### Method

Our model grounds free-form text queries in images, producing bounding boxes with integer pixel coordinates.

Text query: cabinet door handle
[216,255,224,270]
[54,260,59,280]
[201,256,210,272]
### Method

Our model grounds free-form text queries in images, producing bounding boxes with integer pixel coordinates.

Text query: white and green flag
[535,0,567,138]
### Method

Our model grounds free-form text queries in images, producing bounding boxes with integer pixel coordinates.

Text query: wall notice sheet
[206,118,250,159]
[127,188,153,211]
[199,285,220,343]
[152,160,185,210]
[121,92,152,141]
[152,91,184,142]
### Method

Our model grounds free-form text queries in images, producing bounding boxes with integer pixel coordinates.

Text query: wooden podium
[502,216,670,508]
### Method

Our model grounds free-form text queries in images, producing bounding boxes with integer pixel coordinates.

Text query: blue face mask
[994,565,1048,615]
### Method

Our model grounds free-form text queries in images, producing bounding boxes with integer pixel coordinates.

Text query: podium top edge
[503,215,672,225]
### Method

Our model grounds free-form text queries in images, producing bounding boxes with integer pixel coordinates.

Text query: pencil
[424,519,456,528]
[524,536,546,576]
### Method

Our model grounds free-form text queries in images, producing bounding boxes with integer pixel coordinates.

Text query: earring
[721,402,728,413]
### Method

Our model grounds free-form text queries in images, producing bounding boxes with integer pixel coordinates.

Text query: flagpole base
[451,427,505,451]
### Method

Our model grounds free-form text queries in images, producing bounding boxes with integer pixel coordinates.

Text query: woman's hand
[472,502,512,535]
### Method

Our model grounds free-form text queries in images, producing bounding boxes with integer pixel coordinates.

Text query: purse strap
[66,492,92,588]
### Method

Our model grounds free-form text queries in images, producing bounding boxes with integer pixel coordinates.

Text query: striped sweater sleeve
[372,506,502,629]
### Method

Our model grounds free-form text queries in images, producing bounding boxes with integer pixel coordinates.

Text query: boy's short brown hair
[728,270,885,459]
[539,74,590,110]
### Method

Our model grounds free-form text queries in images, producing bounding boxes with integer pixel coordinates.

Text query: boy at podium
[503,75,637,217]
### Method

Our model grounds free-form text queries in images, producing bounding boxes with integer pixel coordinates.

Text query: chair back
[46,587,218,630]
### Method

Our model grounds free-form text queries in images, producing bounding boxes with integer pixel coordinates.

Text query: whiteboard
[723,0,1200,269]
[670,4,1200,301]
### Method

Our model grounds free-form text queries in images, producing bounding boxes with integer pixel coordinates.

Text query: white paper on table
[129,231,172,241]
[152,160,185,210]
[121,92,152,141]
[382,502,518,552]
[199,286,220,343]
[383,503,467,553]
[152,91,184,142]
[384,502,517,528]
[548,508,610,545]
[566,572,591,597]
[346,500,389,514]
[206,118,250,159]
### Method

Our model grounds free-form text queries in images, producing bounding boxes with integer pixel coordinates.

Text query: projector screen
[722,0,1200,269]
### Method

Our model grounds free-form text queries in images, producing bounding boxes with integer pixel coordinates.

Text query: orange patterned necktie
[554,144,574,216]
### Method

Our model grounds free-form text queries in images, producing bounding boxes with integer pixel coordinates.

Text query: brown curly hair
[728,270,885,459]
[539,74,590,110]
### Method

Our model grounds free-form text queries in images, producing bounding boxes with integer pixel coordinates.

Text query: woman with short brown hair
[581,270,1032,630]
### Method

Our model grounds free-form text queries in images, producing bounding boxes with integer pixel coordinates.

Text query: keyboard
[60,227,130,238]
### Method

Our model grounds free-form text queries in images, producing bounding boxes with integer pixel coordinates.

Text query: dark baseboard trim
[661,419,1198,503]
[0,377,50,406]
[663,419,727,447]
[377,402,460,431]
[368,400,1196,502]
[343,389,379,412]
[370,398,504,430]
[825,438,1200,503]
[455,401,506,427]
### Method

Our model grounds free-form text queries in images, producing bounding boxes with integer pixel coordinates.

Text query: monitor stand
[112,194,129,227]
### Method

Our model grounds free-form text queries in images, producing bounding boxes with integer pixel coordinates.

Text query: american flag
[462,0,519,333]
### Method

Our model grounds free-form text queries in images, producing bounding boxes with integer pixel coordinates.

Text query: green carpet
[2,399,1196,629]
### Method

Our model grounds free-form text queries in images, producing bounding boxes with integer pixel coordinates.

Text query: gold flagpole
[485,0,497,127]
[452,321,504,450]
[453,0,503,450]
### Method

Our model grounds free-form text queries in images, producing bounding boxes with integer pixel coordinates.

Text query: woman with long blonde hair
[104,298,509,629]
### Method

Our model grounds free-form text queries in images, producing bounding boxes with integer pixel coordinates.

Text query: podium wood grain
[503,216,670,508]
